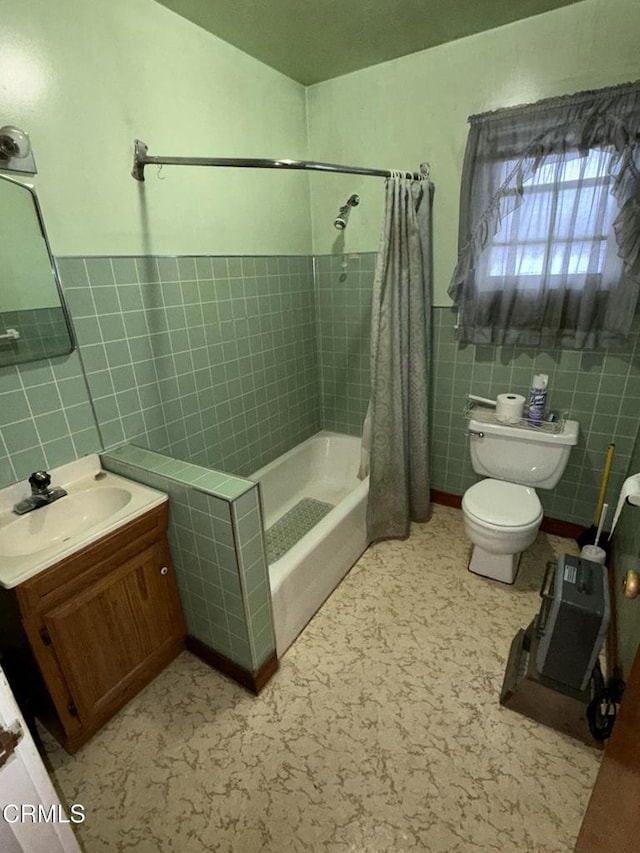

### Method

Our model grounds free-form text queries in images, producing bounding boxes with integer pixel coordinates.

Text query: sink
[0,487,132,557]
[0,454,167,589]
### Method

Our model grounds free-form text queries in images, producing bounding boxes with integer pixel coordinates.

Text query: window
[480,149,618,292]
[449,82,640,350]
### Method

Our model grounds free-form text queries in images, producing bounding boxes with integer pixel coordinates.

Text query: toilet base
[468,545,521,584]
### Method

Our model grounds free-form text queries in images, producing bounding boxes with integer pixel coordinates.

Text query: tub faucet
[13,471,68,515]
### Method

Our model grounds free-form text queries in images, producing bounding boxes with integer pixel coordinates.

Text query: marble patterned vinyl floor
[43,505,601,852]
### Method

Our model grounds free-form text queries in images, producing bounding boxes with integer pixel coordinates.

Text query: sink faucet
[13,471,68,515]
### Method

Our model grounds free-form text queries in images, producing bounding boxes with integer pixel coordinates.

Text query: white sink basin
[0,487,132,557]
[0,455,167,589]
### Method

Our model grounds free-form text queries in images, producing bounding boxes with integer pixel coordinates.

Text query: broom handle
[593,443,615,526]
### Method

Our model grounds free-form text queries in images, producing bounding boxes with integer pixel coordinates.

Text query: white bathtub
[251,431,370,657]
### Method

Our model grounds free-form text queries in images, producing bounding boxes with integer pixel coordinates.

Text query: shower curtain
[361,176,433,542]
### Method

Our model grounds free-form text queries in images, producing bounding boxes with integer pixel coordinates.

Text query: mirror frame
[0,172,76,365]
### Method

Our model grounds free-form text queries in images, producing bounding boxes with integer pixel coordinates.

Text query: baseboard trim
[539,517,584,539]
[430,489,462,509]
[430,488,584,539]
[185,635,278,695]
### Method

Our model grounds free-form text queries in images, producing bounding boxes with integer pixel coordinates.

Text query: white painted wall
[1,0,312,257]
[306,0,640,304]
[3,0,639,284]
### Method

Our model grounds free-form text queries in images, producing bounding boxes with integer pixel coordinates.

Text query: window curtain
[449,81,640,350]
[361,176,433,542]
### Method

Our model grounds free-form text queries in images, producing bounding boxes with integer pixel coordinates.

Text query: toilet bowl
[462,479,543,583]
[462,410,579,584]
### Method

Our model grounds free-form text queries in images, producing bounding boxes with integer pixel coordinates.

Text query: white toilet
[462,413,579,584]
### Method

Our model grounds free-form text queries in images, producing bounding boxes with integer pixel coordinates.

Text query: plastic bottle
[527,374,548,426]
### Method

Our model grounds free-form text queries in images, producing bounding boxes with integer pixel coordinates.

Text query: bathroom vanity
[0,457,185,753]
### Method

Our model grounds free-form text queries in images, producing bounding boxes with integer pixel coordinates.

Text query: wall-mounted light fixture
[0,125,37,175]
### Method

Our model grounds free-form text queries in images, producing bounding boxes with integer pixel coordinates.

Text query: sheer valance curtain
[449,81,640,350]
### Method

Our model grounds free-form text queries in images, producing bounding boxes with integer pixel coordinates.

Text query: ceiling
[155,0,584,85]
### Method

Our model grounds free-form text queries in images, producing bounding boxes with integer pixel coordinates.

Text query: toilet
[462,412,579,584]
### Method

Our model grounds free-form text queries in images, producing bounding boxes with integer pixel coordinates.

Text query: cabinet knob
[160,566,169,575]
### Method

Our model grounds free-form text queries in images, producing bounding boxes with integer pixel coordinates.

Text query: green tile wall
[316,251,640,529]
[0,351,101,489]
[3,249,639,549]
[232,489,275,669]
[2,242,638,676]
[57,255,320,478]
[102,444,275,673]
[315,253,373,435]
[432,308,640,527]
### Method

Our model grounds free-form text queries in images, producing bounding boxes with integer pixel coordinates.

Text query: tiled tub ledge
[101,443,277,693]
[104,443,255,500]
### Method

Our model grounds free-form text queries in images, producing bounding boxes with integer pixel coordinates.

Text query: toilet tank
[467,414,579,489]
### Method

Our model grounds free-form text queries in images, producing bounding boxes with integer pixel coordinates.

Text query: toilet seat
[462,479,542,528]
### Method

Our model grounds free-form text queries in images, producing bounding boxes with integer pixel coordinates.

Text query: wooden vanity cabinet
[15,502,185,754]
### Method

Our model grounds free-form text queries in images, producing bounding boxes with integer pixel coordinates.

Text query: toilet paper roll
[609,473,640,538]
[495,393,526,424]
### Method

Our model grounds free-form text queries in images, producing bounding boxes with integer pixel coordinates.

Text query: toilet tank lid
[468,415,579,446]
[464,480,542,526]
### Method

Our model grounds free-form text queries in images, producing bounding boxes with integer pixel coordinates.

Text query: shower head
[334,194,360,230]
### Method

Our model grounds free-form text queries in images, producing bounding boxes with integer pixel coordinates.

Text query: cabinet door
[574,645,640,852]
[42,542,184,727]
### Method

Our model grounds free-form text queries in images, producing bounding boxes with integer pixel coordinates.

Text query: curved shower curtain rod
[131,140,430,183]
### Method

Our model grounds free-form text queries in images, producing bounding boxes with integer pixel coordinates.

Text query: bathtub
[251,431,370,657]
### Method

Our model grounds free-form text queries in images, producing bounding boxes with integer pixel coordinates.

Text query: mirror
[0,174,74,366]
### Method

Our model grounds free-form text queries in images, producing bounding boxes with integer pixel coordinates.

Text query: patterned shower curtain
[361,176,433,541]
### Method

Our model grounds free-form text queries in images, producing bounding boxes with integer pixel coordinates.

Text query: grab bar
[0,328,20,343]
